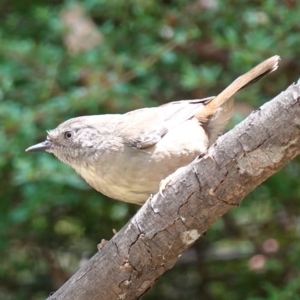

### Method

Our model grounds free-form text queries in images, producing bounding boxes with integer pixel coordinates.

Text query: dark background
[1,0,300,299]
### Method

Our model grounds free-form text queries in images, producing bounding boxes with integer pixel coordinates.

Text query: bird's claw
[159,174,175,198]
[97,239,108,251]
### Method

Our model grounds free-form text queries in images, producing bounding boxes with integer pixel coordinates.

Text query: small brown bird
[26,56,279,205]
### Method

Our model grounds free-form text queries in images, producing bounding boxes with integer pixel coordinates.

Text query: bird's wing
[122,97,214,149]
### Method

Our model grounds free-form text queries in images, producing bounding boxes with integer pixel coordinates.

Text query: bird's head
[26,117,102,165]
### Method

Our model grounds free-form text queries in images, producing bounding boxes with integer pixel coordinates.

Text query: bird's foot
[97,239,108,251]
[159,174,176,197]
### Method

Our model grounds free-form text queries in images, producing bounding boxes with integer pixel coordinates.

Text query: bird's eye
[64,131,74,139]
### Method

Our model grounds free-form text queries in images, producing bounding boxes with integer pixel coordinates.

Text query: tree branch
[48,82,300,300]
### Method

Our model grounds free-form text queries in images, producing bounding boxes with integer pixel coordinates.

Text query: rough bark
[48,82,300,300]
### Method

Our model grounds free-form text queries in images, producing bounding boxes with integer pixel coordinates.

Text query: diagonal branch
[48,82,300,300]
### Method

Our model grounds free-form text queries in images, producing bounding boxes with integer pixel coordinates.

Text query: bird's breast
[74,118,209,204]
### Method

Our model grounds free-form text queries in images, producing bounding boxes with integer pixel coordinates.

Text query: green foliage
[1,0,300,299]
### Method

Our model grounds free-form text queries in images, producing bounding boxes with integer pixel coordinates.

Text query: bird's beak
[26,140,52,152]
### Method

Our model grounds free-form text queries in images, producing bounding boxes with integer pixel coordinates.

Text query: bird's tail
[196,55,280,124]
